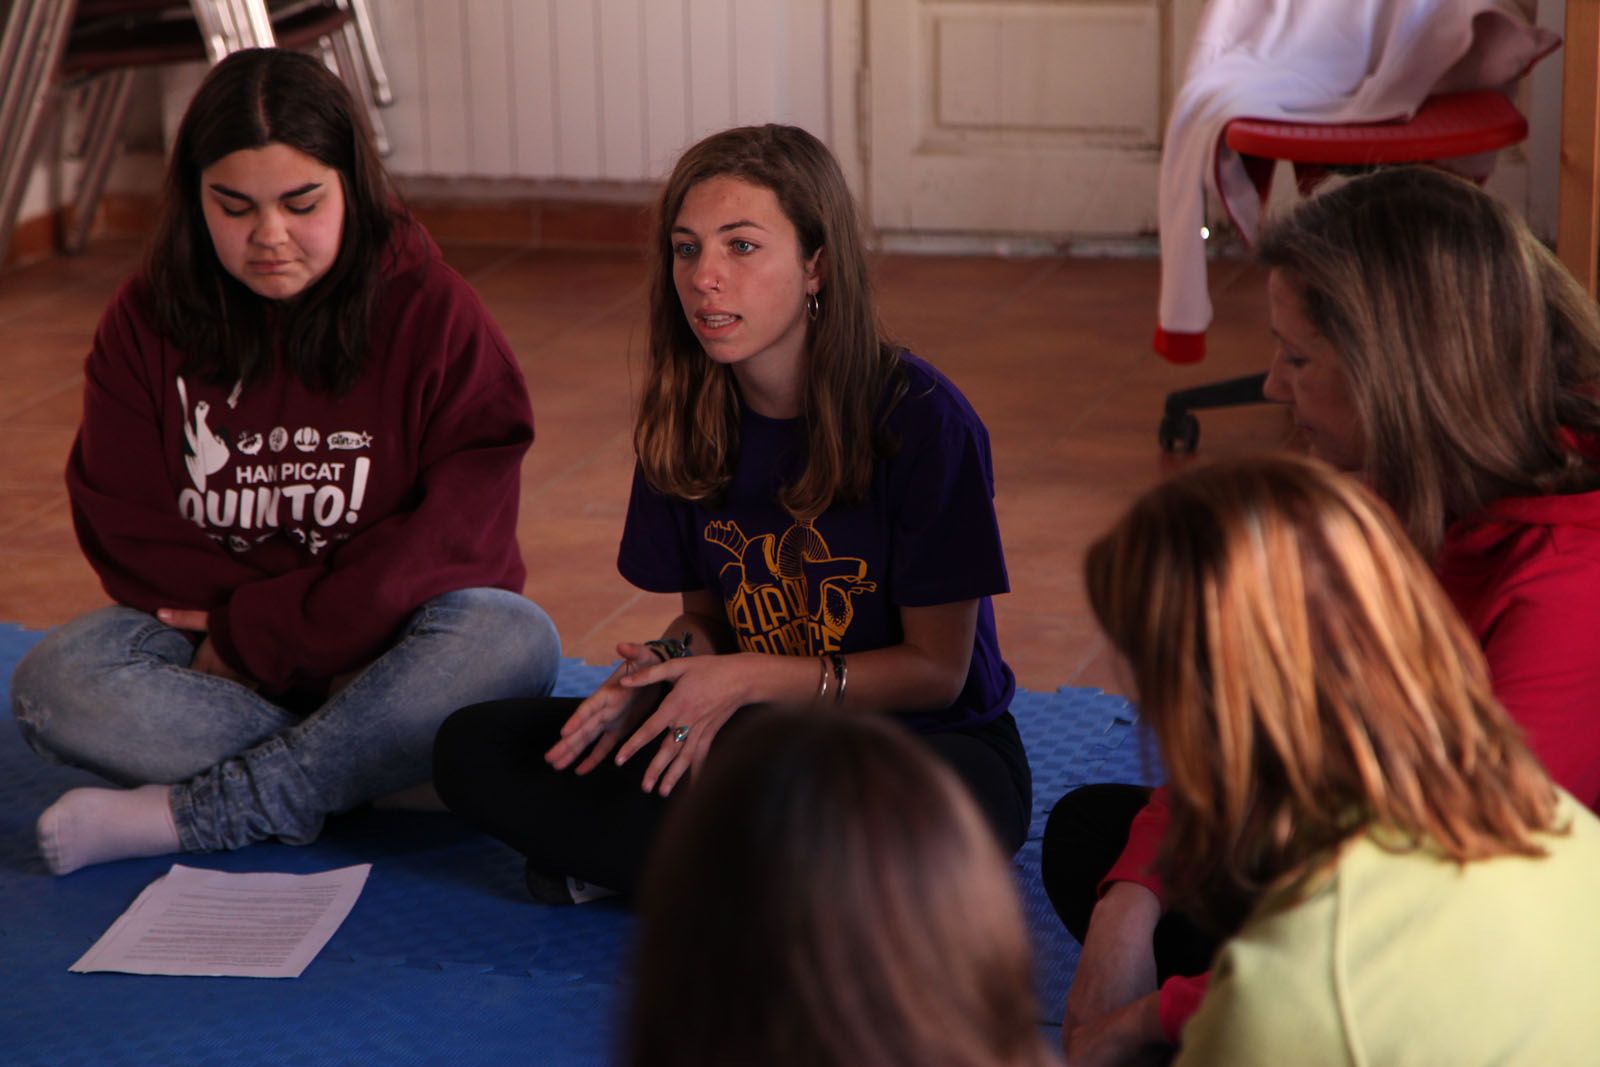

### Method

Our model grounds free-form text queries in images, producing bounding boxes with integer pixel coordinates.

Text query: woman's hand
[545,642,666,775]
[614,652,756,796]
[1063,881,1167,1065]
[157,608,256,688]
[1062,992,1168,1067]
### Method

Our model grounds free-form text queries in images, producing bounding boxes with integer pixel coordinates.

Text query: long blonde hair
[1086,454,1559,929]
[1257,166,1600,558]
[635,125,902,520]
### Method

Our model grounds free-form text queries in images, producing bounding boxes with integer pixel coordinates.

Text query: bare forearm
[648,592,975,713]
[1065,992,1170,1067]
[1061,883,1171,1065]
[727,642,965,714]
[1067,882,1162,1025]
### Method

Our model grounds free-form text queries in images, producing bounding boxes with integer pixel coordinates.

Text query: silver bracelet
[828,652,847,704]
[815,654,831,704]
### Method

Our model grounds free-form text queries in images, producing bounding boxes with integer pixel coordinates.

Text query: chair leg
[188,0,275,60]
[0,0,48,149]
[1158,372,1269,454]
[64,71,137,255]
[0,0,75,262]
[326,21,390,155]
[232,0,277,48]
[339,0,394,106]
[0,0,71,150]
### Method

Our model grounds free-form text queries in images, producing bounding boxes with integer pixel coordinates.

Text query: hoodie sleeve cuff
[204,607,251,680]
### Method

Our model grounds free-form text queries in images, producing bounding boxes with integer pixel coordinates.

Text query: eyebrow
[1270,328,1312,355]
[208,181,323,202]
[671,219,769,237]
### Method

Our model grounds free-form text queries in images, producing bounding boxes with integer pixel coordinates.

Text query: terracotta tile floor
[0,239,1291,692]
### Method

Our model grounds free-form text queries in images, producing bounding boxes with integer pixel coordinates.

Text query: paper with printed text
[70,863,370,978]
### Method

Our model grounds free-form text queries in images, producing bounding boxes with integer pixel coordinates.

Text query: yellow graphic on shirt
[705,518,877,655]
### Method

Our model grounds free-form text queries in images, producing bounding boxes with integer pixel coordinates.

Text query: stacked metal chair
[0,0,394,260]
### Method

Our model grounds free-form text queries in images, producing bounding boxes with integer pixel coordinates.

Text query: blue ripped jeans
[11,588,561,852]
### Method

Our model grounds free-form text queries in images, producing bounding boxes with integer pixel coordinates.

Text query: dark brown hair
[1257,166,1600,557]
[628,711,1052,1067]
[635,124,903,519]
[1086,454,1559,932]
[144,47,401,393]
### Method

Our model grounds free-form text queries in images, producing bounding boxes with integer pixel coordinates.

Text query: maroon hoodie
[67,221,533,695]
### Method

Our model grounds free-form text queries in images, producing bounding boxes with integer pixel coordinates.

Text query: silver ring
[672,725,690,744]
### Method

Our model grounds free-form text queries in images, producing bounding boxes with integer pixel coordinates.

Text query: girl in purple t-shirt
[433,124,1030,902]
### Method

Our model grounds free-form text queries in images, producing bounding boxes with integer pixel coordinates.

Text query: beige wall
[368,0,838,185]
[13,0,1570,243]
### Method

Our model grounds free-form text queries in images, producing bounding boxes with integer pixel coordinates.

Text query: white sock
[567,878,619,904]
[37,784,182,876]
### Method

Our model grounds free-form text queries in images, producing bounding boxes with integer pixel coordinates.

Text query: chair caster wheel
[1159,411,1200,453]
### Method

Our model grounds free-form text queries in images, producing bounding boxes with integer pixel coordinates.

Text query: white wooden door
[866,0,1203,238]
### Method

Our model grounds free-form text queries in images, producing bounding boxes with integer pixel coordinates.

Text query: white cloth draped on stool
[1155,0,1558,362]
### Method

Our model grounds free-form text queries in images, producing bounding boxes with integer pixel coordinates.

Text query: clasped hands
[157,607,256,688]
[545,641,753,796]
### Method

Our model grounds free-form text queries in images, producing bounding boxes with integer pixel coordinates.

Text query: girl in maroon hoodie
[11,48,559,875]
[1046,166,1600,1065]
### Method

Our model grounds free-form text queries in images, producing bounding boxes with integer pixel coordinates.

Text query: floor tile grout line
[570,587,663,659]
[0,376,83,425]
[0,494,68,539]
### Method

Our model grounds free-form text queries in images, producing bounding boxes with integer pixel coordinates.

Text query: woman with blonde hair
[1089,454,1600,1065]
[627,710,1054,1067]
[1047,166,1600,1063]
[433,124,1029,900]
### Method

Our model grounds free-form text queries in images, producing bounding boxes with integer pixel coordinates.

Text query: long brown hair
[636,124,902,519]
[1257,166,1600,558]
[628,711,1052,1067]
[1086,454,1559,931]
[144,47,401,393]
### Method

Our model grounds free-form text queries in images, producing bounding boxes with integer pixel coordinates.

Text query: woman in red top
[1045,166,1600,1064]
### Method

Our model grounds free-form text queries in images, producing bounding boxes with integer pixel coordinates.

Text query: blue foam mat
[0,624,1157,1065]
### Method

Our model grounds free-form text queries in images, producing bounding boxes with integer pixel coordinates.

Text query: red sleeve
[1099,785,1173,903]
[1477,555,1600,811]
[207,284,532,690]
[1159,973,1211,1045]
[68,282,263,614]
[1101,790,1216,1043]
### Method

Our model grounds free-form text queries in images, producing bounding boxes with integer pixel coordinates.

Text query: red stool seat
[1224,90,1527,165]
[1157,89,1529,452]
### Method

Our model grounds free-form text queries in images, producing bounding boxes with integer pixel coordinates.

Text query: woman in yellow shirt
[1083,453,1600,1066]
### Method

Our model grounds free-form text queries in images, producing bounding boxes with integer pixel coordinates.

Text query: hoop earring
[806,292,820,320]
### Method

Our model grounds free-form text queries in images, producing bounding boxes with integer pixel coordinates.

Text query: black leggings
[433,697,1033,897]
[1039,783,1217,981]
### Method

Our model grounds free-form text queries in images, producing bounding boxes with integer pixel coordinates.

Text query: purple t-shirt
[617,352,1014,733]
